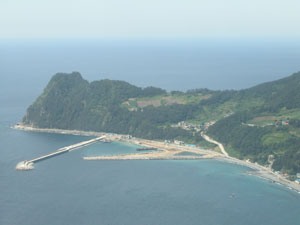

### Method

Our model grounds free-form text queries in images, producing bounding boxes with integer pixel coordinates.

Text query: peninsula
[17,71,300,190]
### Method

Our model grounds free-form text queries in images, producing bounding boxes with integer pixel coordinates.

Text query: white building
[174,140,184,145]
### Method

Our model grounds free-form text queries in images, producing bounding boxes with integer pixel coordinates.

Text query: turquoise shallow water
[83,141,142,157]
[0,116,300,225]
[1,40,300,224]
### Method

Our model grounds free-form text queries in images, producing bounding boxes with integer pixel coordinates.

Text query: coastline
[12,124,300,193]
[201,134,300,193]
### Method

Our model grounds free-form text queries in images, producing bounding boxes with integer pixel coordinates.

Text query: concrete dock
[16,136,105,170]
[84,139,220,161]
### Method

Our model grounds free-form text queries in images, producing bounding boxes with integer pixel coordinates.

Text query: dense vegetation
[207,111,300,174]
[206,72,300,174]
[23,71,300,173]
[23,72,209,146]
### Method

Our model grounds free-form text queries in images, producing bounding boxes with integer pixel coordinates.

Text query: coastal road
[201,133,229,157]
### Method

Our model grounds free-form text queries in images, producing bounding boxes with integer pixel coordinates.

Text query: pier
[84,141,220,161]
[136,147,157,151]
[16,136,105,171]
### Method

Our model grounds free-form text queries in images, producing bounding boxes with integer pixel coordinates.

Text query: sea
[0,39,300,225]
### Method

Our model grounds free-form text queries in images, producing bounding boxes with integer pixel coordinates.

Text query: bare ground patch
[251,116,277,122]
[137,96,185,108]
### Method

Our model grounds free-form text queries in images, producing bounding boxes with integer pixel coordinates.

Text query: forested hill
[23,72,207,145]
[241,71,300,110]
[207,71,300,175]
[23,71,300,174]
[24,72,167,132]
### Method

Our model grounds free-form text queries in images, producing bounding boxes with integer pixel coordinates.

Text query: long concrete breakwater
[16,136,105,171]
[83,152,216,161]
[13,125,300,192]
[84,137,221,161]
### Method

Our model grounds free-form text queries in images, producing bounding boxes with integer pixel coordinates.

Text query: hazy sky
[1,0,300,39]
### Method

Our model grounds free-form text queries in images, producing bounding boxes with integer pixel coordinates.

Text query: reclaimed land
[13,124,300,193]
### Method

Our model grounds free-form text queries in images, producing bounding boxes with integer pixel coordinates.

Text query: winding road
[201,133,229,157]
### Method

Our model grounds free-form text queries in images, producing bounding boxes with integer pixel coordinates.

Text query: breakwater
[16,136,105,170]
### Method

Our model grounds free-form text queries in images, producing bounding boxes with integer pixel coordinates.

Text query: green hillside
[207,72,300,174]
[23,71,300,173]
[23,72,211,147]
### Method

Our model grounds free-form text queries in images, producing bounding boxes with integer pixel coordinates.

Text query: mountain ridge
[23,71,300,174]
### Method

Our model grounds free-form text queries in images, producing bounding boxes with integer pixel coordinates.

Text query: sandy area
[13,124,300,193]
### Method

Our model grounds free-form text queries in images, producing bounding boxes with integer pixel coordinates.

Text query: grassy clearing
[289,127,300,137]
[122,93,212,110]
[262,132,292,145]
[247,108,300,126]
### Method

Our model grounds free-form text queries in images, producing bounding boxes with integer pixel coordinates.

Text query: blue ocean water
[1,118,300,225]
[0,39,300,225]
[1,39,300,109]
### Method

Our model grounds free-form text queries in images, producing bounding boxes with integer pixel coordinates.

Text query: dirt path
[201,133,229,157]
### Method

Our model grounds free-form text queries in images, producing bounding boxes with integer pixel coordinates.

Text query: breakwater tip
[15,161,34,171]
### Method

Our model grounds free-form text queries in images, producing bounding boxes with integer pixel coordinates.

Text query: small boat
[230,193,236,199]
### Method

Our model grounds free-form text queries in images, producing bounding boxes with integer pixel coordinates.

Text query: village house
[174,140,184,145]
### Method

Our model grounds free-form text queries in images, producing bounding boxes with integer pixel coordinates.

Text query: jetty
[84,153,215,161]
[16,136,105,171]
[84,139,221,161]
[136,147,157,151]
